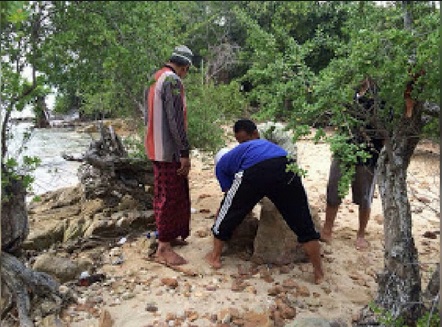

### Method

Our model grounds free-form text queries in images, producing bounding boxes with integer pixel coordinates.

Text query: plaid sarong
[153,161,191,242]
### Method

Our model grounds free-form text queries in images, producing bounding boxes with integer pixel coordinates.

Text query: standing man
[145,45,193,265]
[205,133,324,284]
[320,77,386,250]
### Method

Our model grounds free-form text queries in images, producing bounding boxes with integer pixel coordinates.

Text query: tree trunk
[1,173,29,254]
[34,96,51,129]
[375,101,425,324]
[1,172,68,326]
[425,263,439,298]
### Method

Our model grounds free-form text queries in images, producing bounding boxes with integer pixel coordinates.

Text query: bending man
[205,134,324,284]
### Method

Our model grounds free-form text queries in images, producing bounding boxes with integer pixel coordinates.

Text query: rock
[145,302,158,312]
[226,212,259,254]
[81,198,106,218]
[32,253,92,283]
[98,309,114,327]
[195,229,209,238]
[279,265,293,274]
[422,231,438,239]
[58,285,70,296]
[282,278,298,289]
[64,217,89,242]
[27,185,82,214]
[416,196,431,203]
[373,214,384,225]
[161,278,179,289]
[280,305,296,319]
[117,194,139,211]
[285,317,332,327]
[231,279,246,292]
[121,292,135,300]
[22,220,66,251]
[251,198,321,265]
[25,189,83,251]
[40,314,64,327]
[185,310,199,321]
[268,285,284,296]
[242,311,272,327]
[296,284,311,297]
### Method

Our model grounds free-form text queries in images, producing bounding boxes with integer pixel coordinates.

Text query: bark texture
[1,173,67,326]
[1,252,63,326]
[1,174,29,253]
[77,124,154,205]
[374,101,425,324]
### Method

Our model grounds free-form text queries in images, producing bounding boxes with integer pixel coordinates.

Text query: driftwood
[61,152,84,162]
[77,124,154,205]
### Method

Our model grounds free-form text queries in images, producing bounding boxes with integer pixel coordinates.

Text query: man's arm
[162,78,190,154]
[163,78,191,176]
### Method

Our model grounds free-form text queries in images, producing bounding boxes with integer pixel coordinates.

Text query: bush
[186,75,247,152]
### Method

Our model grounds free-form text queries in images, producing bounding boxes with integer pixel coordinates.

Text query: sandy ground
[64,131,440,327]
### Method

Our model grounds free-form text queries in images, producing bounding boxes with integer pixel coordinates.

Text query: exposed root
[1,252,71,327]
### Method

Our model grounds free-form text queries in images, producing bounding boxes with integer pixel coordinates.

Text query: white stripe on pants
[213,171,244,235]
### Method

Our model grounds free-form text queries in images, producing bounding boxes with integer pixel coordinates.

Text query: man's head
[233,119,260,143]
[169,45,193,78]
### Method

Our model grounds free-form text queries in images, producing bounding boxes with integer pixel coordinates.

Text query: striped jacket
[145,65,190,162]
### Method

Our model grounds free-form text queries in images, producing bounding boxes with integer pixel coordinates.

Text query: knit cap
[171,45,193,66]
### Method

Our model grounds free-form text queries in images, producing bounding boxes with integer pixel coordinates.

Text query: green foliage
[422,118,440,142]
[368,301,441,327]
[2,155,41,197]
[186,73,246,152]
[416,311,440,327]
[122,125,147,160]
[1,1,29,27]
[118,68,248,157]
[40,1,192,118]
[52,93,72,114]
[369,301,407,327]
[0,3,439,324]
[285,161,307,179]
[81,90,117,119]
[31,195,42,203]
[328,133,360,198]
[287,1,439,197]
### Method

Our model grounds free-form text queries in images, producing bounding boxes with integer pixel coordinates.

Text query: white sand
[64,132,440,327]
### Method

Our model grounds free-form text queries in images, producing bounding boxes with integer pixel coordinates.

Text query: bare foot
[314,269,325,285]
[319,230,332,244]
[170,239,188,247]
[355,237,370,250]
[204,252,222,269]
[155,249,188,266]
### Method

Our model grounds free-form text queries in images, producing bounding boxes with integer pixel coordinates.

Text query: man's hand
[177,157,191,176]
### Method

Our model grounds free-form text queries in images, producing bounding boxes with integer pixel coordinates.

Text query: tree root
[0,288,14,320]
[1,252,70,327]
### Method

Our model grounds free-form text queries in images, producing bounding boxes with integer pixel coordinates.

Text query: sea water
[6,120,95,198]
